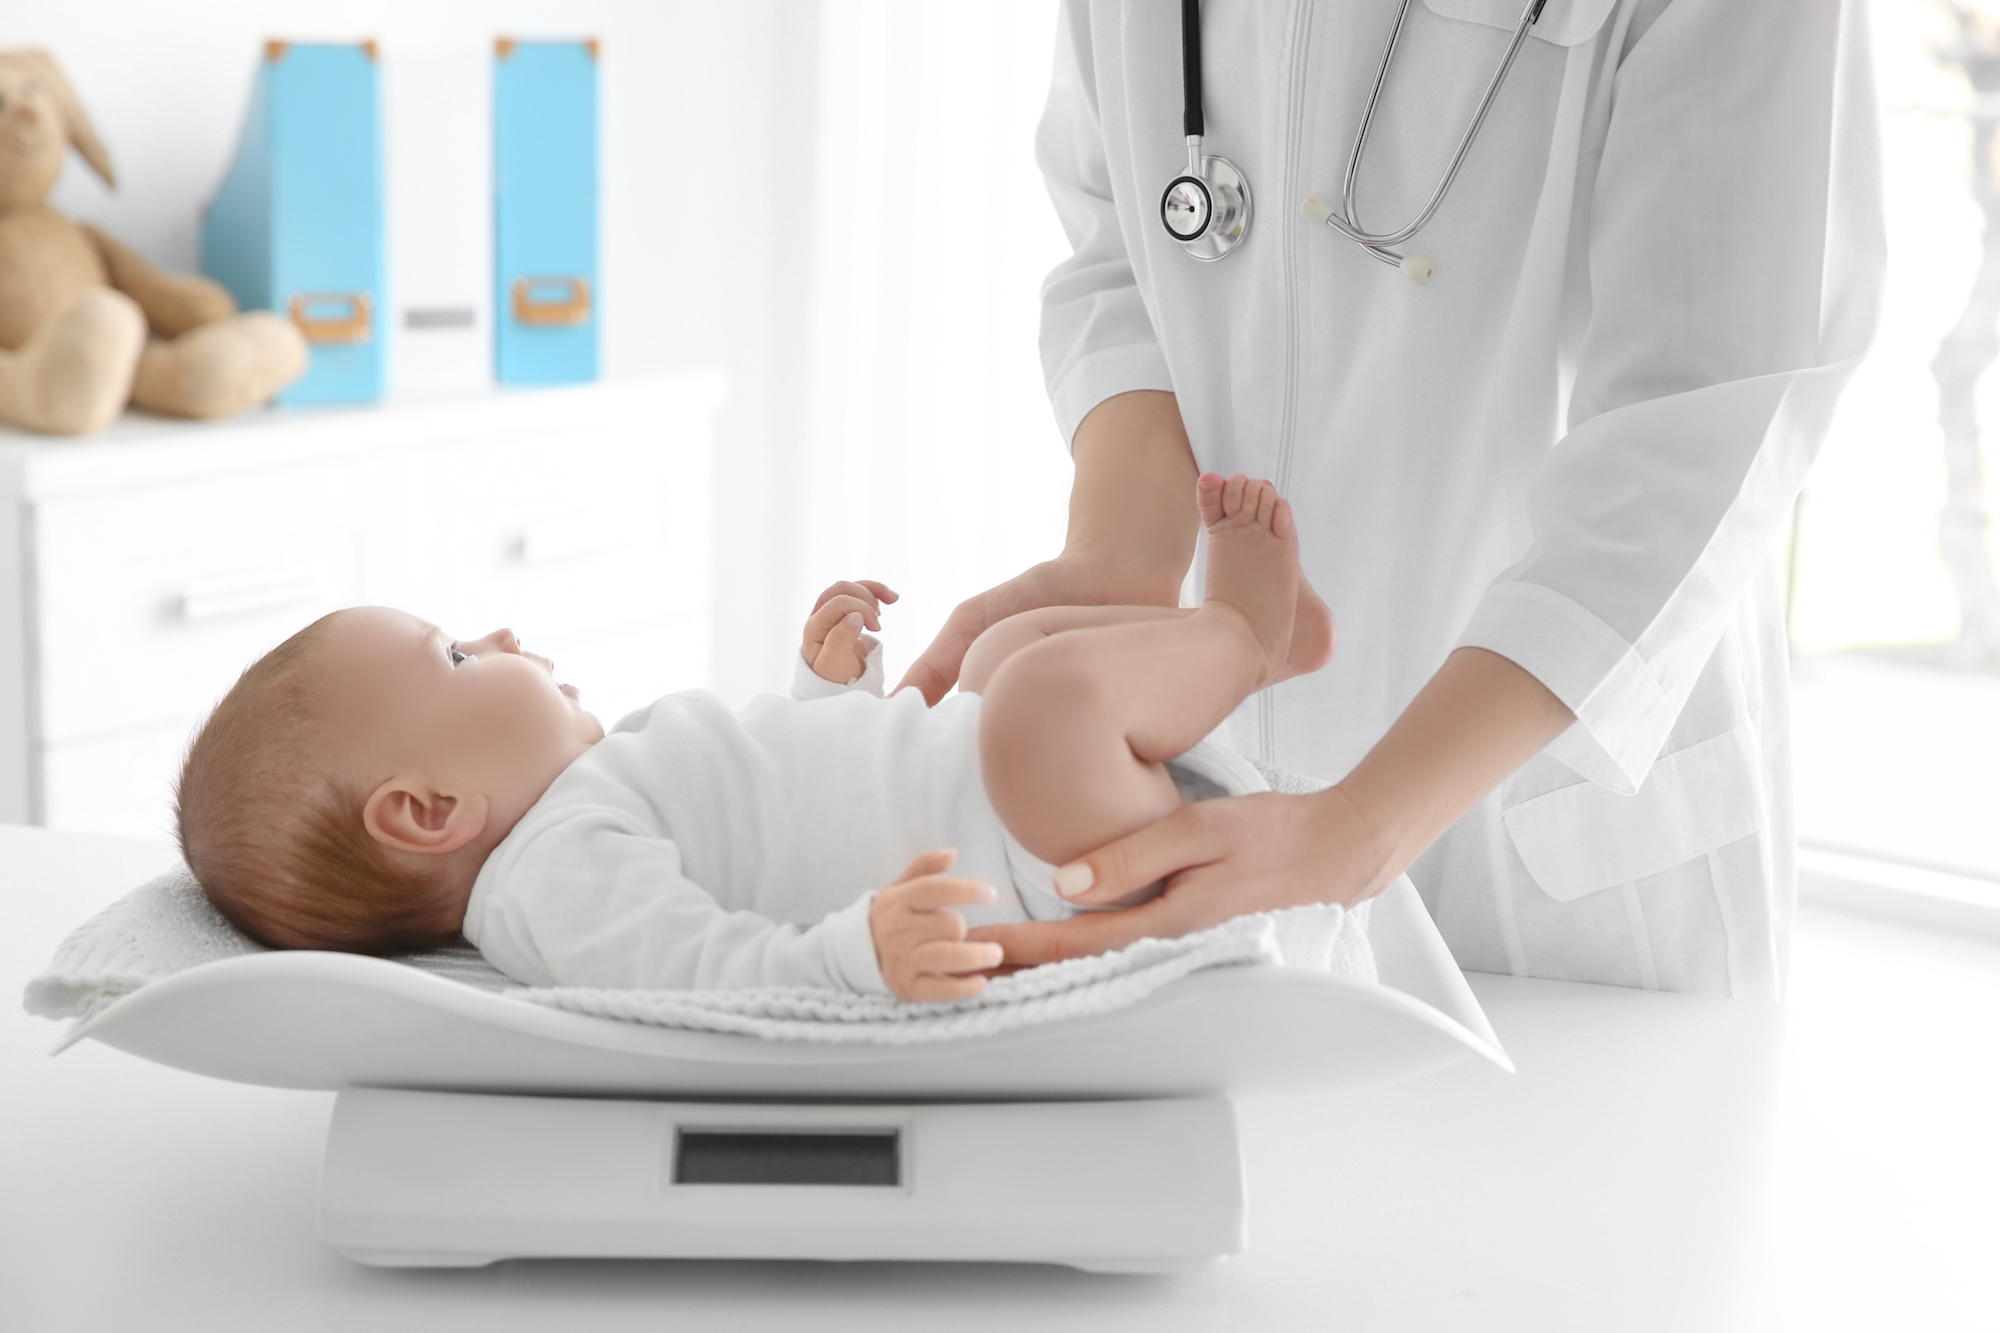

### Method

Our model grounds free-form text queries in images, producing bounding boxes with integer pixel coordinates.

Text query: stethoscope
[1161,0,1551,283]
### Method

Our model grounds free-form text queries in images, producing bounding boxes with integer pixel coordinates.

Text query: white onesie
[462,646,1268,994]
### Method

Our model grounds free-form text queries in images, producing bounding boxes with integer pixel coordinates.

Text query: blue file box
[203,41,385,405]
[493,39,599,384]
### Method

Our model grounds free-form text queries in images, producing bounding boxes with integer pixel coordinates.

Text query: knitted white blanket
[514,903,1373,1044]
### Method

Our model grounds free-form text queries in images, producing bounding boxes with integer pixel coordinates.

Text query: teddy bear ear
[7,49,115,189]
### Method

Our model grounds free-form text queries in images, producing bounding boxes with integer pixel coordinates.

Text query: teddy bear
[0,48,307,436]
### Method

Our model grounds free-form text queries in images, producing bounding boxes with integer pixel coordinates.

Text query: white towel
[512,902,1373,1044]
[21,869,516,1023]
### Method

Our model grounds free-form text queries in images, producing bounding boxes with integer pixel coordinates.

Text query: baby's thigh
[975,637,1181,867]
[961,605,1186,695]
[960,608,1071,695]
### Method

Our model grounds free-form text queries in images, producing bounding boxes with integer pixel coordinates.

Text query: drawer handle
[288,292,375,344]
[511,276,592,327]
[175,571,323,623]
[504,523,621,566]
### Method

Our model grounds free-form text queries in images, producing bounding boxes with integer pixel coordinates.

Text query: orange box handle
[511,276,592,327]
[287,292,374,345]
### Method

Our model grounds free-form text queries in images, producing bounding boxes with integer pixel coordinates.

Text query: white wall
[797,0,1072,687]
[9,0,821,695]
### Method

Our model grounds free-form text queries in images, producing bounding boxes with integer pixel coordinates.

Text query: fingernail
[1053,863,1095,899]
[976,882,996,903]
[843,612,863,629]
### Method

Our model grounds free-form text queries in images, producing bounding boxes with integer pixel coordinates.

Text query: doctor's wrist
[1319,781,1411,897]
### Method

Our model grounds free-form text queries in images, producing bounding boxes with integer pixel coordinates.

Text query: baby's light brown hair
[175,613,459,955]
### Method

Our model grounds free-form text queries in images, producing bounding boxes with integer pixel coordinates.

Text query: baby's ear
[363,779,489,856]
[5,49,114,187]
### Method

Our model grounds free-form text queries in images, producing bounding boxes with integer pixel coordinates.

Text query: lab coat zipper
[1262,0,1317,764]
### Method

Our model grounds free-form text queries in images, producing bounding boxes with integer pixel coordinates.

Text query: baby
[175,474,1333,1000]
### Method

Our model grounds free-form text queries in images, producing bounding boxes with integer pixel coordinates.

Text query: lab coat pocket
[1502,720,1765,902]
[1420,0,1617,47]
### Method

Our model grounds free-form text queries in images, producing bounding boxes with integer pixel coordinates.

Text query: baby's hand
[870,849,1003,1002]
[803,579,898,684]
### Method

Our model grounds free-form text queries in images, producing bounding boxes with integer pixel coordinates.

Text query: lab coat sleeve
[471,812,890,995]
[1037,0,1177,446]
[1455,0,1885,793]
[791,634,886,700]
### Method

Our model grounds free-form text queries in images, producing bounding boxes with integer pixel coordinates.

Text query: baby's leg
[979,475,1302,867]
[960,605,1193,696]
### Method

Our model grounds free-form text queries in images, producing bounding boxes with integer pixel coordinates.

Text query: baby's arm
[869,850,1004,1001]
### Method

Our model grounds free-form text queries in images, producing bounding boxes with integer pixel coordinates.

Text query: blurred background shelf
[0,372,721,838]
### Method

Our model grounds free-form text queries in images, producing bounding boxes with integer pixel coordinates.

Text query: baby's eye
[448,643,469,667]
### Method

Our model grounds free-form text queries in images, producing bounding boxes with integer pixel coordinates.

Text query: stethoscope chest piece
[1161,150,1252,262]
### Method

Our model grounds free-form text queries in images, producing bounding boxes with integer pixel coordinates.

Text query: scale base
[322,1089,1245,1273]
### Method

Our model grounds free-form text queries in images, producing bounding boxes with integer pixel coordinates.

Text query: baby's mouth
[558,682,580,700]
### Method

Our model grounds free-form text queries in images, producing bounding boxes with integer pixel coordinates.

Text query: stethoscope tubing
[1327,0,1550,266]
[1169,0,1550,270]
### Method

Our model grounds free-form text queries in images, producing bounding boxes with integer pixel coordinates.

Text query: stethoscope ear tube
[1181,0,1204,139]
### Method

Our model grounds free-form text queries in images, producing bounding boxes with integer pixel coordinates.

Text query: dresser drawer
[362,427,697,639]
[32,462,361,744]
[39,721,193,838]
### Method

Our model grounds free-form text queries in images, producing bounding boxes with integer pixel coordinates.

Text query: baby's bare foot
[1197,472,1299,686]
[1277,577,1337,683]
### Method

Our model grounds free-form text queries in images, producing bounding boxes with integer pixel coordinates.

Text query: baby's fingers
[813,581,896,619]
[813,612,868,678]
[895,849,957,882]
[807,594,883,637]
[895,875,995,913]
[910,939,1004,976]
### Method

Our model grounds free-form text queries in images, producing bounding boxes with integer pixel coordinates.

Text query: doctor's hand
[896,555,1182,704]
[803,580,897,684]
[967,788,1396,967]
[870,850,1006,1002]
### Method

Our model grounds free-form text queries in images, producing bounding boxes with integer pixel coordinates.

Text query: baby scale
[66,879,1507,1272]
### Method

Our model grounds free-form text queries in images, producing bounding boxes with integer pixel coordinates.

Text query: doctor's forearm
[1064,390,1200,593]
[1332,647,1575,886]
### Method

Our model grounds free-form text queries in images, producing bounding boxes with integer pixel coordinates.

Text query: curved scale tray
[70,881,1509,1101]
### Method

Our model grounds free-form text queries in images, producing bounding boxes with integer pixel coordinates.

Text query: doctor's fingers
[966,903,1177,968]
[1055,799,1235,908]
[897,601,988,704]
[903,972,988,1003]
[909,938,1005,977]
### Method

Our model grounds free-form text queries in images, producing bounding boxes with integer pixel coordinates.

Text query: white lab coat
[1036,0,1884,996]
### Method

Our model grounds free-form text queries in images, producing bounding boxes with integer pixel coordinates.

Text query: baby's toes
[1272,495,1297,542]
[1221,473,1250,519]
[1196,472,1228,526]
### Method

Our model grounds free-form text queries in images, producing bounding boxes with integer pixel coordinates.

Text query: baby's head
[176,607,603,954]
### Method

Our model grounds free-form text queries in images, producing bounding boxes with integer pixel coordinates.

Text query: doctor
[900,0,1884,997]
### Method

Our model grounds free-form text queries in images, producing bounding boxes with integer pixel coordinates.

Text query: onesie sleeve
[467,812,892,995]
[791,633,885,700]
[1455,0,1885,792]
[1037,0,1176,447]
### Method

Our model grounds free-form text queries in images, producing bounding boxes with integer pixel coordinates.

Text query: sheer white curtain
[792,0,1073,688]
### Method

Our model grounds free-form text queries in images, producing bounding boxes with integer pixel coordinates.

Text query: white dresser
[0,372,720,840]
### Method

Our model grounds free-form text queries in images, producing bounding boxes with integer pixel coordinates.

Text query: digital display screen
[672,1129,901,1187]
